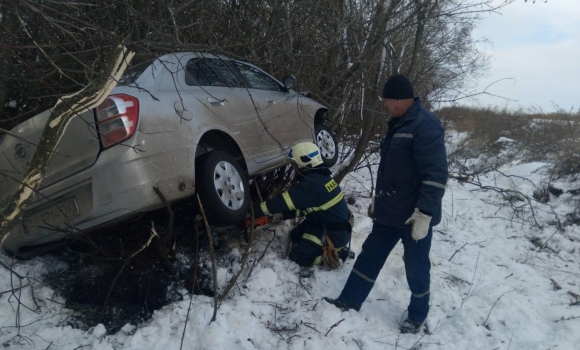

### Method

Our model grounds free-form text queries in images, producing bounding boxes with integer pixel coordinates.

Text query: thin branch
[102,223,158,310]
[218,204,255,300]
[303,322,321,334]
[483,289,516,326]
[153,186,175,246]
[245,229,275,283]
[180,215,200,350]
[448,240,486,262]
[325,318,345,336]
[197,194,218,323]
[152,186,175,274]
[448,243,467,262]
[0,283,30,296]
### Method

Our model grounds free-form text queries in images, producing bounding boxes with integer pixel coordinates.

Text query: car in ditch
[0,52,338,257]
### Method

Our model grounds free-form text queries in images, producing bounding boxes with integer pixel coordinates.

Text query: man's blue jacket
[374,98,448,227]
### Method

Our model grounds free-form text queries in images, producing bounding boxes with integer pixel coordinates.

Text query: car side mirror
[282,75,297,90]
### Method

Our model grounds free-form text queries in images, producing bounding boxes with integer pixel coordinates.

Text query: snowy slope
[1,154,579,349]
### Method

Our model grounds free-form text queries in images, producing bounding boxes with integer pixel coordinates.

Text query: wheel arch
[195,130,248,172]
[314,108,330,125]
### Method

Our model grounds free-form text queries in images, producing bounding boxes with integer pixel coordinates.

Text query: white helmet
[288,142,324,168]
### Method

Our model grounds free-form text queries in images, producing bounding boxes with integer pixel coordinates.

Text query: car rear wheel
[315,124,338,167]
[196,151,250,226]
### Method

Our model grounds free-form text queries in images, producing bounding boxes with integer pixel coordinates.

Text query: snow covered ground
[1,142,579,349]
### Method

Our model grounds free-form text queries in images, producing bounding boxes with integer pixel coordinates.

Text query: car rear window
[186,58,243,87]
[119,60,152,85]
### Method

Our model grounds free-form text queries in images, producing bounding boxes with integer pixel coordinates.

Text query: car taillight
[95,94,139,149]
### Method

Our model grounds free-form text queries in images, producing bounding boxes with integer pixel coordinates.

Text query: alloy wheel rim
[316,129,336,160]
[213,161,245,210]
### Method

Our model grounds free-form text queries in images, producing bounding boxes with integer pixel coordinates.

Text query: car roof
[157,52,233,62]
[118,52,281,90]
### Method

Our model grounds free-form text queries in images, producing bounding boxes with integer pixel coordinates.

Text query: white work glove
[404,208,431,241]
[270,213,284,224]
[367,196,375,218]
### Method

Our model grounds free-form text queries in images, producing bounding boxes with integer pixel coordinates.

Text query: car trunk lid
[0,109,100,209]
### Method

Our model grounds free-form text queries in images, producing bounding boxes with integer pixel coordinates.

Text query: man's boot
[322,297,353,312]
[399,318,423,334]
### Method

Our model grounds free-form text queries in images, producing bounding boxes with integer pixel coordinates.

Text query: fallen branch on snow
[325,318,345,336]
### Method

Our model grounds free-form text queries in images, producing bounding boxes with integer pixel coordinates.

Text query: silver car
[0,52,338,256]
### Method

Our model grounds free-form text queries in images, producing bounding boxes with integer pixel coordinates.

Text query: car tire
[196,151,250,226]
[315,124,338,168]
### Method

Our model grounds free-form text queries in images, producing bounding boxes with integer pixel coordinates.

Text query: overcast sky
[467,0,580,112]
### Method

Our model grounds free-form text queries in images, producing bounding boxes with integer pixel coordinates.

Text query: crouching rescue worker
[252,142,353,273]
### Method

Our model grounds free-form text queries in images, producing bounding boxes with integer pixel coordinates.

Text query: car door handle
[265,99,275,104]
[207,97,224,105]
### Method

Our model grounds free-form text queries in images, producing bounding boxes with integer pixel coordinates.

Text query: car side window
[186,58,243,87]
[233,62,282,91]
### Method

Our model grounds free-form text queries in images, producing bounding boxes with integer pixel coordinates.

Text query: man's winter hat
[382,74,414,99]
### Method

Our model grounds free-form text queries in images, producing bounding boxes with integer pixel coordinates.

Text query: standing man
[323,74,448,334]
[252,142,352,273]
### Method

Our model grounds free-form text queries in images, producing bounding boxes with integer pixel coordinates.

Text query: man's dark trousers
[337,223,432,323]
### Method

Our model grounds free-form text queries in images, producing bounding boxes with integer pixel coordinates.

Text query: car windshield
[119,60,153,85]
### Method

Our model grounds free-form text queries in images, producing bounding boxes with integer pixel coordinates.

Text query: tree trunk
[0,44,134,247]
[0,2,18,115]
[334,96,379,184]
[407,0,429,80]
[333,0,402,184]
[323,1,388,99]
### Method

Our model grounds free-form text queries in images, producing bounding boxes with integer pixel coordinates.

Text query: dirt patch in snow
[43,203,241,333]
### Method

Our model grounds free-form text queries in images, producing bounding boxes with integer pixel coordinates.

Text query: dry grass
[438,106,580,177]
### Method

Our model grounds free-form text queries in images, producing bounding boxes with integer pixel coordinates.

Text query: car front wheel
[315,124,338,168]
[196,151,250,226]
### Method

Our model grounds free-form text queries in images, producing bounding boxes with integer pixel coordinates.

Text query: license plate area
[23,197,80,234]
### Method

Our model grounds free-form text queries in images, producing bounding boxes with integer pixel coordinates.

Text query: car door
[179,56,280,164]
[231,61,308,153]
